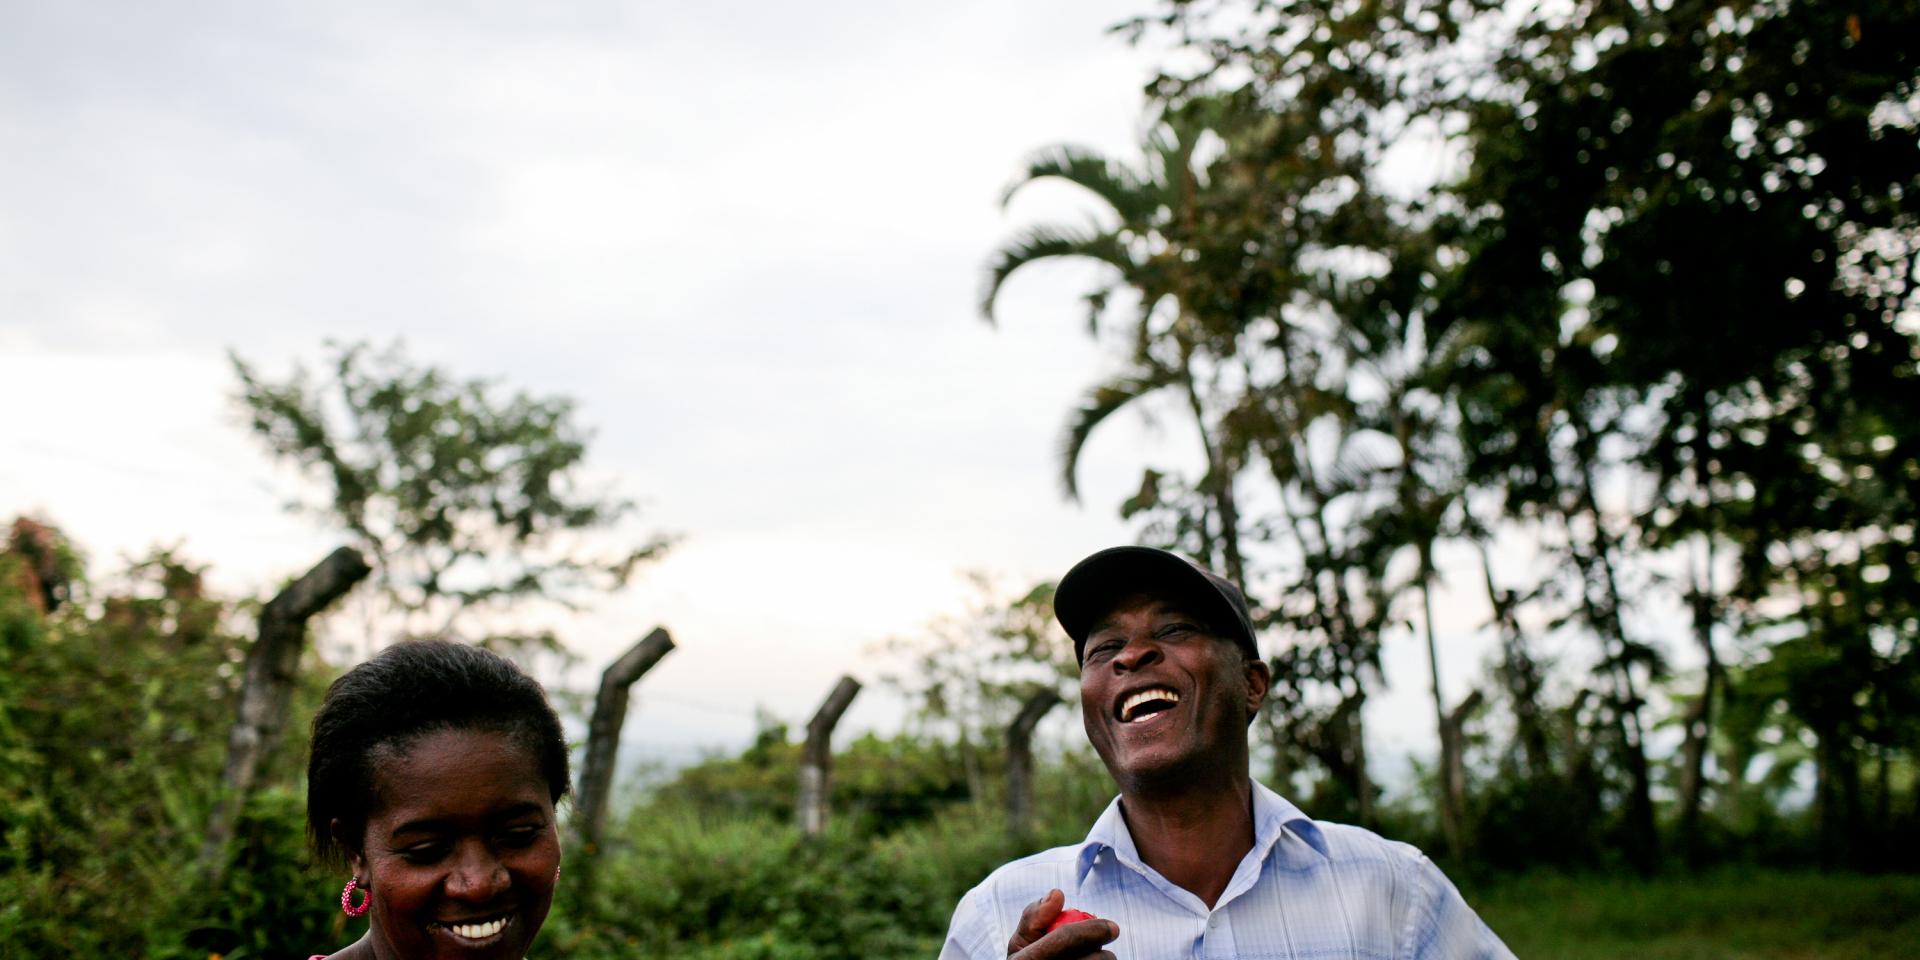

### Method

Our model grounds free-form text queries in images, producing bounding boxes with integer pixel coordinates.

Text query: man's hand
[1006,889,1118,960]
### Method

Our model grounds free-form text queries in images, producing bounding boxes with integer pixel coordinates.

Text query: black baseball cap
[1053,546,1259,663]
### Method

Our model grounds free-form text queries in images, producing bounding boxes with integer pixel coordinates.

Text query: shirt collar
[1073,780,1329,885]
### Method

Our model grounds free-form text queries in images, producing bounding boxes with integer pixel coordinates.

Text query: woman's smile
[432,913,513,946]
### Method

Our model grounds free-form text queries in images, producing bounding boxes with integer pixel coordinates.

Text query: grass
[1466,869,1920,959]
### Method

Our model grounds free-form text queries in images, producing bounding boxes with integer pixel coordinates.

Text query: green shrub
[0,550,342,959]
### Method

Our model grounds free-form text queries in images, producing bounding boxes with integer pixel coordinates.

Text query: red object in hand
[1046,909,1098,934]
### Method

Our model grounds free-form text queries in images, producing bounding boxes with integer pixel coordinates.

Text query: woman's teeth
[448,917,508,939]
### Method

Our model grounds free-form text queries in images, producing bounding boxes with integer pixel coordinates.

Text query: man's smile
[1116,685,1183,723]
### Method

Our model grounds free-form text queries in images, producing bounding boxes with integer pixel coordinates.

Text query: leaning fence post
[796,675,861,836]
[1005,686,1062,838]
[573,627,676,860]
[199,546,370,880]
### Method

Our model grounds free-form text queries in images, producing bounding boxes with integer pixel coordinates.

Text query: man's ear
[1244,655,1271,722]
[331,817,367,879]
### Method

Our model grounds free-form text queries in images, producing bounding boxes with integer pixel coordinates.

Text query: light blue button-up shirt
[940,782,1514,960]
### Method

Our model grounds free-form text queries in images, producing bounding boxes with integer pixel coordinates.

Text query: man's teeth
[1122,688,1180,721]
[449,917,508,939]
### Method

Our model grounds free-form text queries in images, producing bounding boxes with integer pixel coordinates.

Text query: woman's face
[342,727,560,960]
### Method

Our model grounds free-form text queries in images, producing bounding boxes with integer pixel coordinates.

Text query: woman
[306,640,569,959]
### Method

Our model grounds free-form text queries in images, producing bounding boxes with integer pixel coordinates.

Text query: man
[940,546,1513,960]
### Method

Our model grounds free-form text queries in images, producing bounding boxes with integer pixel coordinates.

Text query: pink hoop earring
[341,877,371,918]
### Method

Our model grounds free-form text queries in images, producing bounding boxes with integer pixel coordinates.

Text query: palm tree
[982,97,1420,821]
[981,106,1248,583]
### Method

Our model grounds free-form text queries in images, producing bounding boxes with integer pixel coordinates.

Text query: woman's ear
[331,818,367,878]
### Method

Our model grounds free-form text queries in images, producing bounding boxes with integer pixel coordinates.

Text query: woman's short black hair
[307,639,570,866]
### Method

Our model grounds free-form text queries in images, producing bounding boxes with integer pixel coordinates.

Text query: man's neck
[1117,771,1257,909]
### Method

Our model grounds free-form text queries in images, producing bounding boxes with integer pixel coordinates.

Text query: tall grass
[1474,869,1920,959]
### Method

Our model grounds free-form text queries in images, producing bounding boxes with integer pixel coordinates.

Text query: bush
[549,750,1116,960]
[0,547,341,959]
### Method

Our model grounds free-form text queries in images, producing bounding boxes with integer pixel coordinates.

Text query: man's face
[1078,591,1269,791]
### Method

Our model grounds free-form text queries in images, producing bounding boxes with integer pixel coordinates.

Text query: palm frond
[1324,432,1398,496]
[1001,145,1159,223]
[980,224,1134,324]
[1057,363,1181,500]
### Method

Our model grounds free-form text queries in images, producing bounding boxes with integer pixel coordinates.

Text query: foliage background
[4,0,1917,956]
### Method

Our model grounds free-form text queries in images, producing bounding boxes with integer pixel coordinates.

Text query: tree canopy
[232,341,674,648]
[993,0,1919,867]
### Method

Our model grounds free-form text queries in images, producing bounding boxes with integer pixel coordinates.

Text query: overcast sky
[1,1,1534,783]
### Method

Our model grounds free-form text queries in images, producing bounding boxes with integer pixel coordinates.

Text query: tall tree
[1440,0,1920,865]
[988,16,1465,817]
[1009,0,1918,861]
[983,103,1251,582]
[232,341,673,649]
